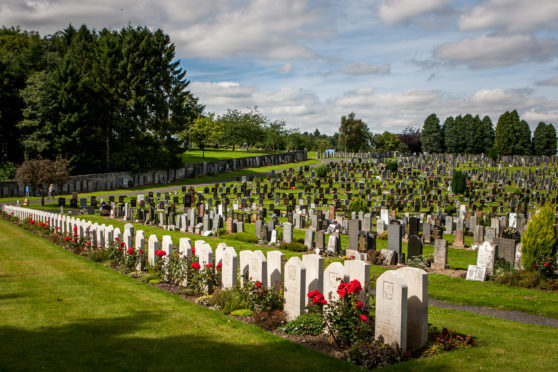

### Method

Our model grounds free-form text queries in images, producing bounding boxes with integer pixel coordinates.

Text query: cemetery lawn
[0,159,320,203]
[0,219,356,371]
[181,149,284,164]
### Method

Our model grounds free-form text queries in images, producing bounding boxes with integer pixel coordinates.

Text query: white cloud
[460,0,558,32]
[276,62,293,74]
[434,34,558,68]
[378,0,450,25]
[341,63,390,75]
[0,0,330,60]
[191,81,558,134]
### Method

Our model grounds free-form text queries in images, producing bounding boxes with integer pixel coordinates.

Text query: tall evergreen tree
[421,113,443,153]
[494,110,531,155]
[443,116,457,153]
[481,116,495,153]
[532,122,557,156]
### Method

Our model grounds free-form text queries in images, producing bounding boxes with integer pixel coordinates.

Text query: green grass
[0,218,355,371]
[181,149,284,164]
[370,266,558,319]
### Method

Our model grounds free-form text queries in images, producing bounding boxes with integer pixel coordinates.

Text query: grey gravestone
[432,239,448,270]
[348,219,360,251]
[388,224,402,254]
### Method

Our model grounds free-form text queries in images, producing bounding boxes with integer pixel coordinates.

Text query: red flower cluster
[307,290,327,305]
[64,236,71,242]
[544,262,550,267]
[355,300,364,310]
[139,249,144,255]
[73,226,77,232]
[205,263,213,269]
[191,247,196,255]
[155,250,167,257]
[126,248,134,255]
[38,222,47,227]
[191,262,201,269]
[216,263,223,271]
[360,314,368,323]
[254,281,262,288]
[337,279,362,298]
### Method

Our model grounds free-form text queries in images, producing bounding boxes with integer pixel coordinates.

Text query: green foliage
[210,287,248,314]
[373,131,401,152]
[315,165,327,178]
[385,160,398,172]
[422,327,473,357]
[338,112,371,152]
[278,242,308,252]
[89,248,110,262]
[494,110,532,156]
[495,269,557,290]
[451,170,467,194]
[487,147,498,161]
[230,308,253,316]
[348,336,401,369]
[444,204,456,215]
[532,122,557,156]
[242,279,283,313]
[0,161,16,180]
[421,113,443,153]
[348,197,369,214]
[521,205,557,271]
[279,313,325,336]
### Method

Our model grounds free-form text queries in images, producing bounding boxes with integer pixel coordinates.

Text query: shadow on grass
[0,312,353,371]
[0,293,26,301]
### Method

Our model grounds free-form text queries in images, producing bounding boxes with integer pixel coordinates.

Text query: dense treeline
[1,25,203,175]
[421,110,556,156]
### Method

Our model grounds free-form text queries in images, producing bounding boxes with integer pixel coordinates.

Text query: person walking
[47,184,55,200]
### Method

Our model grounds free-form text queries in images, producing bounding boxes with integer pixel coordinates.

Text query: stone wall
[0,151,307,198]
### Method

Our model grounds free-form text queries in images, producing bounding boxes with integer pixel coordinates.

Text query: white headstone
[396,267,428,351]
[302,254,323,304]
[222,246,238,288]
[267,250,285,290]
[323,262,349,303]
[375,270,408,352]
[147,234,158,266]
[284,257,306,321]
[249,250,267,286]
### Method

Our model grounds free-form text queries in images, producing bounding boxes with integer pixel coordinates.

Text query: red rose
[73,226,77,232]
[337,288,346,298]
[87,242,92,246]
[73,234,78,237]
[544,262,549,267]
[206,263,213,269]
[319,299,328,305]
[191,262,201,269]
[347,280,362,294]
[64,237,70,241]
[533,264,538,269]
[115,237,119,241]
[126,248,134,255]
[355,300,364,310]
[139,249,144,254]
[254,281,262,288]
[192,247,195,255]
[312,296,320,303]
[161,251,166,256]
[120,242,125,247]
[360,314,368,323]
[216,263,222,271]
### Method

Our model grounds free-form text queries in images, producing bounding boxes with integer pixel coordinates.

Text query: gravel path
[429,298,558,328]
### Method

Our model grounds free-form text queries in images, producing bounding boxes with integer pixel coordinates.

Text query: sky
[2,0,558,134]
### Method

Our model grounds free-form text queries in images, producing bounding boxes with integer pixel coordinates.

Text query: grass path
[0,219,356,371]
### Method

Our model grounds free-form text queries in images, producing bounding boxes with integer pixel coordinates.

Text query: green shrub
[348,336,401,369]
[385,160,398,172]
[316,165,327,178]
[231,308,253,316]
[89,249,110,262]
[451,170,467,194]
[0,161,16,180]
[444,204,456,216]
[348,197,369,214]
[279,242,308,252]
[279,313,325,336]
[521,205,557,271]
[210,287,247,314]
[487,147,498,161]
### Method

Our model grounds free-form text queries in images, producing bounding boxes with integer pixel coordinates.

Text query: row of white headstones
[3,205,429,353]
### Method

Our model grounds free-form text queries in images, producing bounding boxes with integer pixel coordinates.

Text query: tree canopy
[421,113,443,153]
[338,113,371,152]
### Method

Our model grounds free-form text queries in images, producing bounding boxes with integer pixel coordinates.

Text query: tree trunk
[40,186,45,206]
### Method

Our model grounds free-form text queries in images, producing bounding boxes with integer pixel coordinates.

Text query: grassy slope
[0,219,355,371]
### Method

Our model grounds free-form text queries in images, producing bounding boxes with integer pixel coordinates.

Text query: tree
[189,115,220,158]
[219,108,266,151]
[521,204,557,271]
[443,116,458,153]
[338,113,370,152]
[532,122,557,156]
[399,127,422,154]
[451,170,467,194]
[494,110,531,155]
[481,116,495,153]
[421,114,443,153]
[15,157,69,206]
[373,131,400,152]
